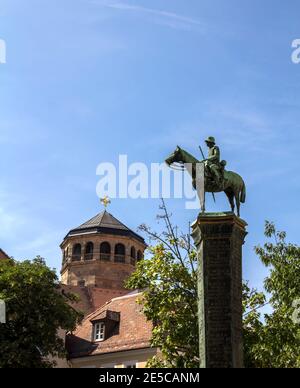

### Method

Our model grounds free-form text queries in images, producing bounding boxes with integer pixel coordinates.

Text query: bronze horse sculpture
[165,146,246,217]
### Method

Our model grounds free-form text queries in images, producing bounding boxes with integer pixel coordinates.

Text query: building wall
[70,348,158,369]
[61,233,145,289]
[61,261,135,289]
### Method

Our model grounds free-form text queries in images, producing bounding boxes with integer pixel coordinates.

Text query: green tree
[0,257,83,368]
[126,201,199,368]
[242,282,266,368]
[243,222,300,368]
[127,203,300,368]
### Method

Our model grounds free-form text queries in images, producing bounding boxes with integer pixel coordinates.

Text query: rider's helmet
[205,136,216,145]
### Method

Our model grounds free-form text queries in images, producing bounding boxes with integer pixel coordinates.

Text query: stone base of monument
[191,212,247,369]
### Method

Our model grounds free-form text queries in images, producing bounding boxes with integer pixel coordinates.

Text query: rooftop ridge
[83,291,142,322]
[75,210,132,232]
[63,210,146,244]
[78,210,106,229]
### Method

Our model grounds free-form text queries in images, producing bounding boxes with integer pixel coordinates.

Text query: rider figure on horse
[164,138,246,216]
[204,136,225,187]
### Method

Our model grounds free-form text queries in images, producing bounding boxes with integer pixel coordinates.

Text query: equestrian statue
[165,136,246,217]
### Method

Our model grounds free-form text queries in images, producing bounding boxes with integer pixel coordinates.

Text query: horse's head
[165,146,182,166]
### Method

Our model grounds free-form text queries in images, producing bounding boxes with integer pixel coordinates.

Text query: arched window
[85,242,94,261]
[130,246,136,265]
[137,250,143,262]
[100,242,111,261]
[63,248,70,264]
[131,246,136,259]
[72,244,82,261]
[63,250,66,264]
[115,244,126,263]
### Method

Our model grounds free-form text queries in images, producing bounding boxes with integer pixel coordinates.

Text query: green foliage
[126,201,199,368]
[127,205,300,368]
[244,222,300,368]
[0,257,83,368]
[127,244,198,368]
[242,283,266,368]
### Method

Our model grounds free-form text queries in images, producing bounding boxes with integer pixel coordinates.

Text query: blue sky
[0,0,300,292]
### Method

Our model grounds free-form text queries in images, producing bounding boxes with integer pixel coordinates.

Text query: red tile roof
[66,292,153,358]
[61,285,129,315]
[91,288,129,312]
[0,249,9,260]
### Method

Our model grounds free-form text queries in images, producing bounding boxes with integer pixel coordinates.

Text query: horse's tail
[240,181,246,203]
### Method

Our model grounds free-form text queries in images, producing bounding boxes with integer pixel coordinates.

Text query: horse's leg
[225,189,235,213]
[235,191,241,217]
[201,192,206,213]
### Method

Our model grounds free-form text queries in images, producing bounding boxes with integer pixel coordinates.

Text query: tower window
[137,250,143,262]
[130,247,136,265]
[85,242,94,261]
[130,246,136,259]
[94,322,105,342]
[72,244,82,261]
[115,244,125,263]
[100,242,111,261]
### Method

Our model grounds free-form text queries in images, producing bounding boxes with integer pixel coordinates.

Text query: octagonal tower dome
[60,210,146,290]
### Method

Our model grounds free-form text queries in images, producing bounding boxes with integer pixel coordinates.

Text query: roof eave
[61,227,146,246]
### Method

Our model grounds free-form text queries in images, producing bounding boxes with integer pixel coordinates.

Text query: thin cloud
[91,0,205,31]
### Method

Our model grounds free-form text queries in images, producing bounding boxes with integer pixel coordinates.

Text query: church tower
[60,210,146,290]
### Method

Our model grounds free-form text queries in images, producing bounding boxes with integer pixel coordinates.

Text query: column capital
[191,212,247,248]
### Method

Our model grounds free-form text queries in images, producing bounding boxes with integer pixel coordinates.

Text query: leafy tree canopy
[0,257,83,368]
[244,222,300,368]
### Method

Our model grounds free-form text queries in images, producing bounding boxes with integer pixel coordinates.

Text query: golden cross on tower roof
[100,196,111,209]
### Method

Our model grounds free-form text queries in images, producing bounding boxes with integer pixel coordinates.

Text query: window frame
[101,363,117,369]
[123,360,138,369]
[114,243,126,263]
[137,250,143,261]
[115,243,126,256]
[100,242,111,261]
[93,322,106,342]
[84,242,94,261]
[72,243,82,261]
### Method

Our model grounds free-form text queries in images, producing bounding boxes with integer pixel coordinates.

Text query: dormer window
[94,322,105,342]
[91,310,120,343]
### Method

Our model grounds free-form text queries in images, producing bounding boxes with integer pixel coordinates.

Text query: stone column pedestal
[191,212,247,369]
